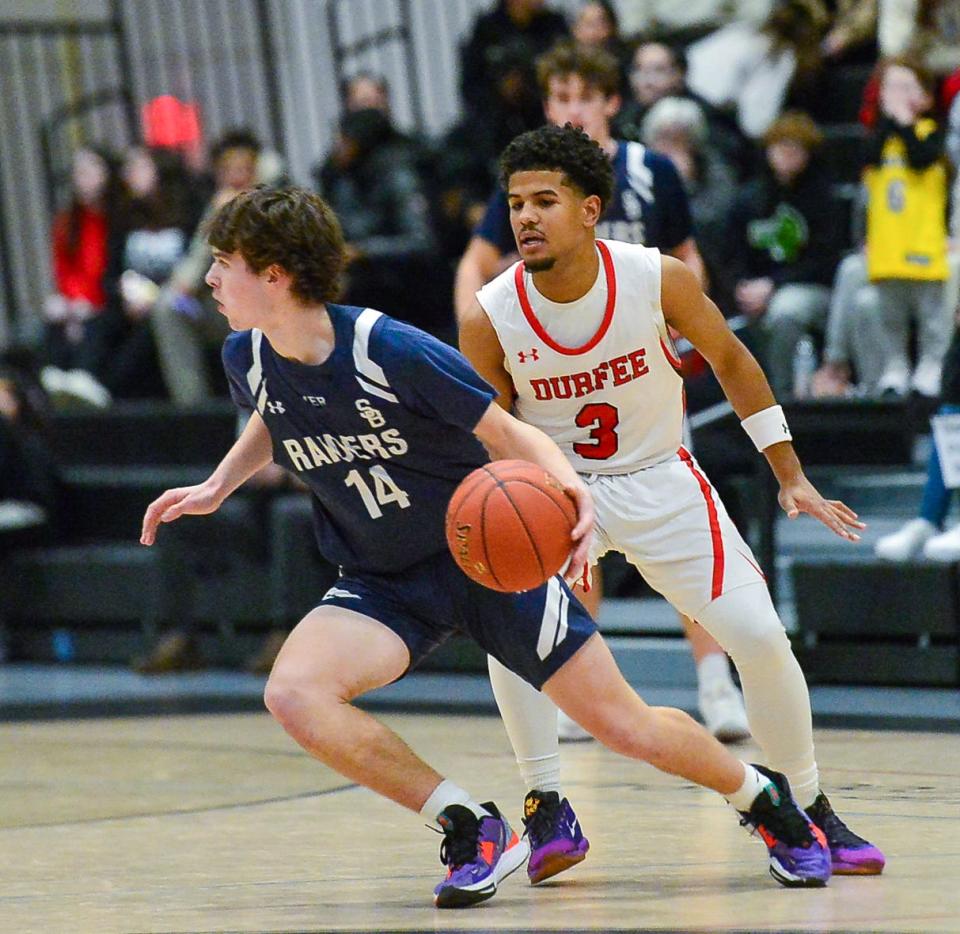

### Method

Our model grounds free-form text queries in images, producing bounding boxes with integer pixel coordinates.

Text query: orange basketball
[445,459,577,592]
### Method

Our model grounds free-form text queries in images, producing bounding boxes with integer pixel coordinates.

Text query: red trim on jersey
[514,240,617,356]
[660,336,683,374]
[678,445,724,600]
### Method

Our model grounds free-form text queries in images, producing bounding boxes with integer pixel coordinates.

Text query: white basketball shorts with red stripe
[583,446,766,618]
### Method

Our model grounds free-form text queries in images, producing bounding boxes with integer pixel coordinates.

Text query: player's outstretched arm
[660,255,865,542]
[140,410,274,545]
[473,401,595,583]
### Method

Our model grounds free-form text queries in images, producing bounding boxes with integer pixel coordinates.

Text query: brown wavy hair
[206,186,345,304]
[536,40,621,100]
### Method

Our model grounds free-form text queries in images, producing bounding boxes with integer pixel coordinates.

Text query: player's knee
[264,673,340,736]
[699,586,792,667]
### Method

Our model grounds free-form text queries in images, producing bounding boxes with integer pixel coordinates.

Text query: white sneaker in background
[922,524,960,562]
[698,679,751,743]
[874,518,937,561]
[877,363,910,397]
[910,359,942,397]
[557,709,593,742]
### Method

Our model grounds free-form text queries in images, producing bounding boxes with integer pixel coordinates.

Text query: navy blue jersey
[222,304,495,573]
[475,140,692,255]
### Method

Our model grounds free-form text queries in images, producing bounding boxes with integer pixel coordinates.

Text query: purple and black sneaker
[432,802,529,908]
[522,790,590,885]
[806,791,885,875]
[738,765,832,888]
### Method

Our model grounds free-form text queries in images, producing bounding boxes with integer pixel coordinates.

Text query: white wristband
[741,405,792,452]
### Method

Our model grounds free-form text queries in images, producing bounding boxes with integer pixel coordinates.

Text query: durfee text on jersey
[477,239,684,474]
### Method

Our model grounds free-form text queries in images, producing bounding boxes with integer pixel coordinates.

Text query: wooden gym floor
[2,712,958,933]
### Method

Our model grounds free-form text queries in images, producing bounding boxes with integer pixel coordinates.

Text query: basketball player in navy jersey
[458,41,752,749]
[141,187,837,905]
[459,124,885,882]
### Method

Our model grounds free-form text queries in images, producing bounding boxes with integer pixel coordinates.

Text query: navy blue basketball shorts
[320,550,598,689]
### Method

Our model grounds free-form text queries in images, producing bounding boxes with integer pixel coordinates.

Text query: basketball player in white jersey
[459,42,749,744]
[459,124,885,882]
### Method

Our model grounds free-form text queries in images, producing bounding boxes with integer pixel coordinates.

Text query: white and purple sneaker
[523,790,590,884]
[433,802,529,908]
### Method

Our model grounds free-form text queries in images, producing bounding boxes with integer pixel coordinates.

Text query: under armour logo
[518,348,540,363]
[266,400,286,414]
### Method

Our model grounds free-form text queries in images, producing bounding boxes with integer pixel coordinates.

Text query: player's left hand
[778,476,865,541]
[563,481,595,585]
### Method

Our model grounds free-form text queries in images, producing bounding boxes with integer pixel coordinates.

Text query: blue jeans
[920,403,960,526]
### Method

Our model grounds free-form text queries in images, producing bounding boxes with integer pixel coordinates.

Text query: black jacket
[724,161,842,286]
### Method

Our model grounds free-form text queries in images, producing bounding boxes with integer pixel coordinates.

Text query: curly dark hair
[206,186,345,304]
[499,124,614,211]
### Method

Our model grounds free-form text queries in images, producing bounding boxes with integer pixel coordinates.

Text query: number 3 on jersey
[345,465,411,518]
[574,402,619,459]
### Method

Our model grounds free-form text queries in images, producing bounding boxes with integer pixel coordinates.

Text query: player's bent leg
[543,634,831,887]
[695,582,820,805]
[695,582,885,874]
[487,655,589,884]
[264,605,442,812]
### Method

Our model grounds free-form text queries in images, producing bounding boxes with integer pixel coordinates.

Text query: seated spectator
[723,110,841,400]
[459,0,569,132]
[0,361,57,558]
[686,0,829,139]
[100,146,195,400]
[571,0,631,90]
[314,108,442,336]
[875,313,960,562]
[43,147,121,381]
[640,96,739,309]
[812,251,890,397]
[864,56,950,397]
[616,40,748,177]
[150,128,282,406]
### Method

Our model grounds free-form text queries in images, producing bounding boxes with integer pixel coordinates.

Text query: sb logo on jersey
[356,398,386,428]
[517,348,540,363]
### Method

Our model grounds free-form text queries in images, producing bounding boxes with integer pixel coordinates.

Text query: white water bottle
[792,335,817,399]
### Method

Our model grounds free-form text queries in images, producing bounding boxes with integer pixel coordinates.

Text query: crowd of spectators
[29,0,960,413]
[12,0,960,670]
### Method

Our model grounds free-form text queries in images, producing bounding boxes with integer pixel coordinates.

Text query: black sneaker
[738,765,831,887]
[806,792,885,875]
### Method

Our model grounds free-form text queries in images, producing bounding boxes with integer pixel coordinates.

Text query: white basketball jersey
[477,239,684,474]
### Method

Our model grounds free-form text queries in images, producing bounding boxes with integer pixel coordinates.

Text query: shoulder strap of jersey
[624,141,654,203]
[353,308,399,403]
[246,328,268,414]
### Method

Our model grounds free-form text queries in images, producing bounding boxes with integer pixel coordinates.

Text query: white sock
[519,753,562,796]
[487,655,562,795]
[419,779,488,824]
[726,762,771,811]
[697,651,734,690]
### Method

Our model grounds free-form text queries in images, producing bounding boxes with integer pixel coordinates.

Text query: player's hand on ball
[562,480,595,586]
[778,476,865,542]
[140,482,224,545]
